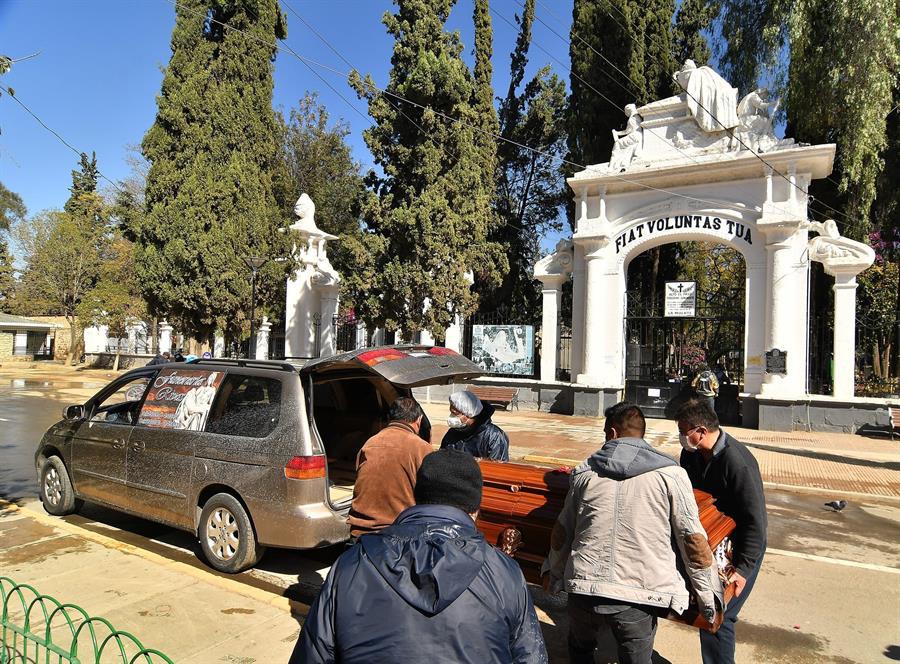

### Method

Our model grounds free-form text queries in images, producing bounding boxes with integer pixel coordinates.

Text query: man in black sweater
[676,400,767,664]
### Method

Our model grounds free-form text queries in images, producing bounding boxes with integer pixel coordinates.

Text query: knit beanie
[449,390,483,418]
[414,449,483,514]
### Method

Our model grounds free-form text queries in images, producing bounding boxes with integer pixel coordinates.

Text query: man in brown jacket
[348,397,432,537]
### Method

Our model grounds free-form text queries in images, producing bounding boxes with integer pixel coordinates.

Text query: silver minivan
[35,346,481,572]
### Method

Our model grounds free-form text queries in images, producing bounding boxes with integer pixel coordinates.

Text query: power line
[166,0,766,217]
[6,91,125,196]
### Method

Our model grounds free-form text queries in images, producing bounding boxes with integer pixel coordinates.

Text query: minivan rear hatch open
[299,345,484,386]
[301,346,484,509]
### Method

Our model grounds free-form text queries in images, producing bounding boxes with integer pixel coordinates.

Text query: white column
[444,315,464,354]
[318,285,340,357]
[538,275,566,382]
[285,268,314,358]
[743,262,767,394]
[832,272,858,399]
[570,244,586,379]
[159,320,173,353]
[214,333,225,358]
[255,317,271,360]
[126,324,139,353]
[576,239,614,385]
[760,230,807,395]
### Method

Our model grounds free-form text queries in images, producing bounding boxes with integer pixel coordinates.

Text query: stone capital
[537,273,567,290]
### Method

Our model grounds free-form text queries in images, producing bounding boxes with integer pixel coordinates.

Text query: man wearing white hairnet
[440,390,510,461]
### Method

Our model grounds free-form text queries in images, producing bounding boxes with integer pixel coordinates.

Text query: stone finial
[803,219,876,276]
[534,238,574,280]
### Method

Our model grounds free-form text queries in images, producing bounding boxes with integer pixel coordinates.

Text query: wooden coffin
[475,460,736,632]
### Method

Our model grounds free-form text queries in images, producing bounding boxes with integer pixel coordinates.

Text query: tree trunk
[151,317,159,355]
[66,316,78,366]
[113,351,121,372]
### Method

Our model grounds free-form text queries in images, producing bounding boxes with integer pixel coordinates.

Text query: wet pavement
[2,365,899,662]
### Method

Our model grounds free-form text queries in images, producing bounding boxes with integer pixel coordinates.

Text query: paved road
[4,377,899,662]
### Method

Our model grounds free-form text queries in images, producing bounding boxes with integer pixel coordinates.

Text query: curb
[0,499,294,613]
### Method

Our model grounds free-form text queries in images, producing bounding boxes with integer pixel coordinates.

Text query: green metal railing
[1,577,173,664]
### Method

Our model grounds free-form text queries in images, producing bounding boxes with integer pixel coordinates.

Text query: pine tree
[140,0,288,345]
[349,0,506,338]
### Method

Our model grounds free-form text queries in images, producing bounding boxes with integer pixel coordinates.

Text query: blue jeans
[568,601,658,664]
[700,553,764,664]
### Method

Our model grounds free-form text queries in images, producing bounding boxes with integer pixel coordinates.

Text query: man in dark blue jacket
[290,449,546,664]
[440,390,510,461]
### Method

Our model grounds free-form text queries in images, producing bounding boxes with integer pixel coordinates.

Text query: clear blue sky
[0,0,574,248]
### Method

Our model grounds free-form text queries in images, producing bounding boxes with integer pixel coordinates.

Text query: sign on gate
[665,281,697,317]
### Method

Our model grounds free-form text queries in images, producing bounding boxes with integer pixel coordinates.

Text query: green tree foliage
[483,0,567,320]
[673,0,718,66]
[0,181,26,231]
[15,155,107,363]
[857,255,898,383]
[77,236,148,370]
[0,240,15,303]
[140,0,288,344]
[349,0,506,338]
[567,0,676,171]
[276,92,367,280]
[718,0,900,235]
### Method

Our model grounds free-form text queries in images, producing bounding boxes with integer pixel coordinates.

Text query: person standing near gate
[691,363,719,413]
[677,400,767,664]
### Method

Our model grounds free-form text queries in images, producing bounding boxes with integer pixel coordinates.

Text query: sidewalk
[422,402,900,500]
[0,500,300,663]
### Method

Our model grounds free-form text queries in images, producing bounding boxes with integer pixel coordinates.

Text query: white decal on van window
[138,370,224,430]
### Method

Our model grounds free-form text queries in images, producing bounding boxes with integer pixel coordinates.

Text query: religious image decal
[137,369,224,431]
[472,325,534,376]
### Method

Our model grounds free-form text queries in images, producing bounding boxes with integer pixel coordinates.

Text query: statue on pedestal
[609,104,644,172]
[674,59,739,133]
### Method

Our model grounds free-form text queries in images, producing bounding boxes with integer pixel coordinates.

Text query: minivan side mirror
[63,404,85,421]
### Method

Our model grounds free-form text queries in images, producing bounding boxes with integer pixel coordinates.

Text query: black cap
[414,449,483,514]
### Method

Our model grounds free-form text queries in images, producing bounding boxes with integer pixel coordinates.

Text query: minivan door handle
[112,439,125,450]
[130,440,145,452]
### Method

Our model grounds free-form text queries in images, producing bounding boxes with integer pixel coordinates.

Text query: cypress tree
[672,0,718,66]
[350,0,505,339]
[140,0,287,345]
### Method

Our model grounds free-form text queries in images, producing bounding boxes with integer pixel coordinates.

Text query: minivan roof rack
[189,358,298,372]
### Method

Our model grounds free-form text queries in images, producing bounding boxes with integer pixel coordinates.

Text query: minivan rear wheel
[198,493,265,573]
[39,456,82,516]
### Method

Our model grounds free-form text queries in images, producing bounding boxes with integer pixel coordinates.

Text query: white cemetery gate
[535,61,876,428]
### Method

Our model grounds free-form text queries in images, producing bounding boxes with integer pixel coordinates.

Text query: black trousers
[567,598,658,664]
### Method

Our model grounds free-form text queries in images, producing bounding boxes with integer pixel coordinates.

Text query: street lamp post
[243,256,267,359]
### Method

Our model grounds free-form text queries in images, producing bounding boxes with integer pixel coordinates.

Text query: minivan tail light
[285,455,326,480]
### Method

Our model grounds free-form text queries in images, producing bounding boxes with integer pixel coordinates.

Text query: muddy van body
[35,346,481,572]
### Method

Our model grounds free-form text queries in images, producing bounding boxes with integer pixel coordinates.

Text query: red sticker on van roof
[427,347,458,356]
[357,349,410,366]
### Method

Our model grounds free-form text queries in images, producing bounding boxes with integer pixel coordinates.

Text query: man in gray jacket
[543,402,722,664]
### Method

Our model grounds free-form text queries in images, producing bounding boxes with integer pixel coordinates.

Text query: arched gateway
[534,61,874,426]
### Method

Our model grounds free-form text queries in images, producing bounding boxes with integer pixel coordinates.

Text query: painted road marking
[767,547,900,575]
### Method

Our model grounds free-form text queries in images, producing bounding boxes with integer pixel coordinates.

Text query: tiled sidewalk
[423,403,900,499]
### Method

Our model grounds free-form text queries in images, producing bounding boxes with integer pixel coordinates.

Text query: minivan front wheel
[39,456,82,516]
[198,493,264,573]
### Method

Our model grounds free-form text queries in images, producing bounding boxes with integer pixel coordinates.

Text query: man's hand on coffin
[729,571,747,598]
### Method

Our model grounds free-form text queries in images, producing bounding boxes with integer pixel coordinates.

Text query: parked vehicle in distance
[35,347,482,573]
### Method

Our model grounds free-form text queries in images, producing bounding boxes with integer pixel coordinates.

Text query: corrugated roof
[0,313,57,329]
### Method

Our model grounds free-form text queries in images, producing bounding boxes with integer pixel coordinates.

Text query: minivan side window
[90,376,152,425]
[205,375,282,438]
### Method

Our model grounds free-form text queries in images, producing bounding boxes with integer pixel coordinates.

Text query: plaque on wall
[664,281,697,317]
[765,348,787,374]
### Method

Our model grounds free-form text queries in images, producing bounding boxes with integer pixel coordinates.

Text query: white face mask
[679,434,700,452]
[447,416,466,429]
